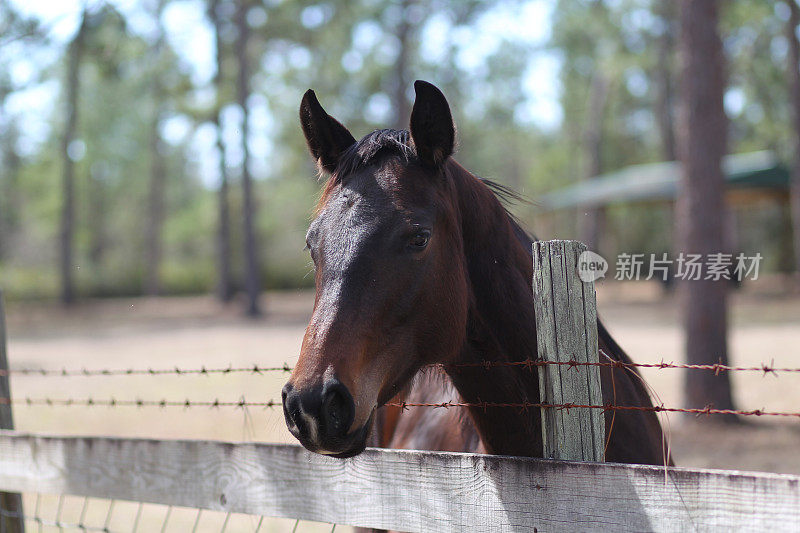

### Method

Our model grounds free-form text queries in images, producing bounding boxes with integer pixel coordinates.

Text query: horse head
[282,81,469,457]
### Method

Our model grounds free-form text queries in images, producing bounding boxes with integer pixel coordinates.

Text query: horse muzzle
[282,378,370,457]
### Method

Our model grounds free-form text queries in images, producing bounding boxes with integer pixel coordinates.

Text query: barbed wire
[2,354,799,378]
[444,359,797,374]
[0,396,282,409]
[2,395,798,418]
[0,363,293,377]
[443,349,799,376]
[384,400,800,419]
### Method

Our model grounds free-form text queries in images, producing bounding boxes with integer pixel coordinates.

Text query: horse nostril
[324,390,346,434]
[281,383,292,405]
[281,383,301,432]
[322,381,354,439]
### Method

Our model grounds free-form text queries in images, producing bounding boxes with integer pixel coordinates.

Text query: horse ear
[299,90,356,174]
[409,80,455,167]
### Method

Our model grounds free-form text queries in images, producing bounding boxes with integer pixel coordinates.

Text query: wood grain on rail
[0,431,798,532]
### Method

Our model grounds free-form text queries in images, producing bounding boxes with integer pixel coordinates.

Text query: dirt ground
[3,283,800,530]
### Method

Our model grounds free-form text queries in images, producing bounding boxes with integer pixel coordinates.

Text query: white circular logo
[577,250,608,282]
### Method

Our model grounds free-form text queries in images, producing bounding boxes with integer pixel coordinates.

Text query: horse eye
[409,230,430,249]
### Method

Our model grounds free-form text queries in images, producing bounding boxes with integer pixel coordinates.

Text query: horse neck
[443,160,544,457]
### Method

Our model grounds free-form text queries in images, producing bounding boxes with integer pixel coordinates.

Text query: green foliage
[0,0,796,302]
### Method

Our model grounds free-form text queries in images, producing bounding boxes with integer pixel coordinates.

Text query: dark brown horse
[282,80,669,466]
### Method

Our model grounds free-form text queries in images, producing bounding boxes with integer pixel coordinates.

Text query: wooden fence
[1,431,798,532]
[0,240,799,532]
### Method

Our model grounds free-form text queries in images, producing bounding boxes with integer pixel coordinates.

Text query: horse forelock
[314,129,418,215]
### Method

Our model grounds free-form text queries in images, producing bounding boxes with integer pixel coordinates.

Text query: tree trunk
[391,0,413,130]
[655,0,679,294]
[653,0,678,162]
[786,0,800,285]
[676,0,736,418]
[88,166,107,267]
[236,0,261,316]
[210,0,234,303]
[579,71,609,253]
[144,121,165,296]
[0,120,21,261]
[59,11,88,305]
[144,1,167,296]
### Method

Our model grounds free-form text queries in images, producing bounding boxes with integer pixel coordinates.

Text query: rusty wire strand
[1,353,798,377]
[0,363,293,377]
[0,397,281,409]
[1,395,798,418]
[384,400,800,418]
[442,351,797,376]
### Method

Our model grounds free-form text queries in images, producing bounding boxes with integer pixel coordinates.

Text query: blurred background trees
[676,0,735,415]
[0,0,798,306]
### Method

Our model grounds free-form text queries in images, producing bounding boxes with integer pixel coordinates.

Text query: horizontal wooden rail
[0,431,798,532]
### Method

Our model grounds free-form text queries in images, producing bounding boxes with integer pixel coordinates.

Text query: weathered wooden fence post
[0,291,24,532]
[532,240,605,462]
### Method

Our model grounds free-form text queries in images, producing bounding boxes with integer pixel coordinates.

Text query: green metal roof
[538,151,790,211]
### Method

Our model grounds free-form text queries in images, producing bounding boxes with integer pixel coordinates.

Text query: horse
[282,80,669,467]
